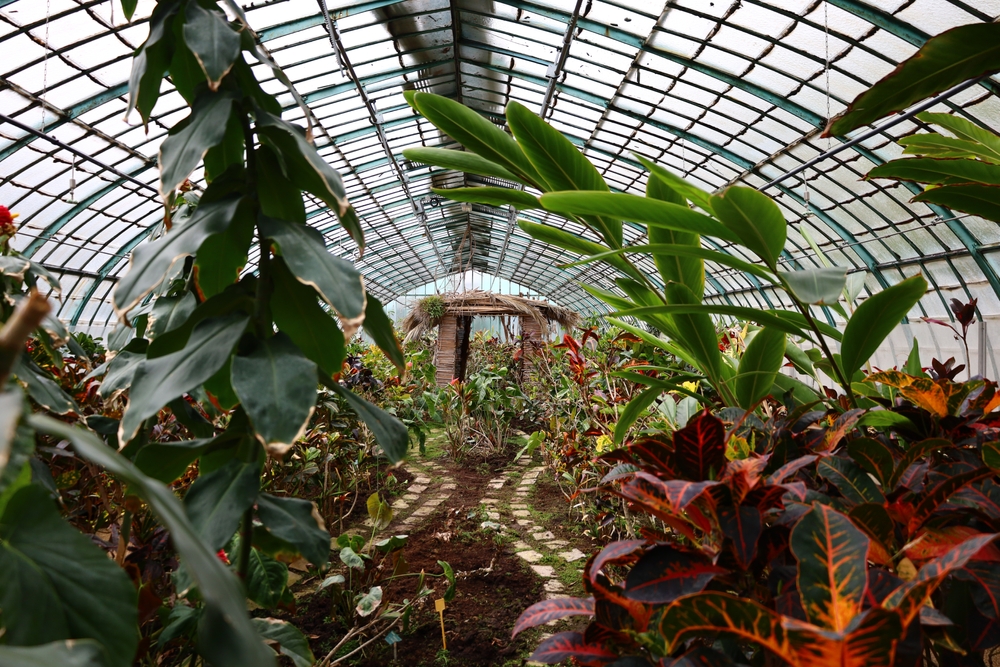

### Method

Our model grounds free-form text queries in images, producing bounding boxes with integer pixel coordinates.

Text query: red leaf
[718,503,762,569]
[767,454,817,484]
[590,540,648,577]
[619,472,718,514]
[673,410,726,480]
[512,597,595,638]
[906,468,993,535]
[529,631,617,665]
[624,546,724,603]
[628,436,674,474]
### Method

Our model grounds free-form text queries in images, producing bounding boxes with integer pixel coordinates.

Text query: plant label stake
[435,597,447,650]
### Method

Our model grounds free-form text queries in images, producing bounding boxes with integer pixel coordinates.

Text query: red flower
[0,205,17,239]
[216,549,230,565]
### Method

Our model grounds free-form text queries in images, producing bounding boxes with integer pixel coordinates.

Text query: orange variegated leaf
[905,526,1000,563]
[906,467,992,535]
[790,504,869,633]
[868,371,950,417]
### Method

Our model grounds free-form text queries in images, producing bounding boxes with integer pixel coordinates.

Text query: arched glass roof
[2,0,1000,336]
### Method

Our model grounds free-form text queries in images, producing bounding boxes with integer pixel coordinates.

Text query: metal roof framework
[2,0,1000,336]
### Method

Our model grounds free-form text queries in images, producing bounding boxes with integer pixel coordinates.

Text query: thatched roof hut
[401,290,579,386]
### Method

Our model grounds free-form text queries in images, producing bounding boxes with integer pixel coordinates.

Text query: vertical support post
[980,318,988,379]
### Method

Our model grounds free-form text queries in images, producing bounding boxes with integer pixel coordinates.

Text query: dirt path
[287,449,598,666]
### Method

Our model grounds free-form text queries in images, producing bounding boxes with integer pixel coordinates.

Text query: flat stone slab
[559,549,587,562]
[512,510,530,517]
[544,540,570,549]
[480,497,499,504]
[440,483,456,490]
[517,550,544,563]
[532,531,556,541]
[544,580,565,592]
[412,477,431,484]
[412,507,434,516]
[510,503,528,509]
[513,541,532,551]
[408,484,427,493]
[516,519,532,526]
[391,500,409,509]
[423,498,444,507]
[530,564,555,578]
[403,494,420,502]
[486,511,500,520]
[487,482,504,489]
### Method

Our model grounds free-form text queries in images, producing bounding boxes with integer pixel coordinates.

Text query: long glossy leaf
[540,191,737,242]
[912,183,1000,223]
[618,472,718,516]
[134,437,214,484]
[635,154,715,213]
[363,293,404,373]
[718,502,762,569]
[269,258,344,377]
[613,387,661,445]
[256,494,329,567]
[711,187,786,270]
[663,283,726,383]
[120,313,248,443]
[184,458,259,551]
[126,3,177,125]
[27,415,275,667]
[624,546,724,603]
[850,503,896,554]
[401,147,523,183]
[257,215,364,324]
[817,456,886,505]
[114,195,241,319]
[780,267,847,305]
[614,303,811,340]
[918,112,1000,159]
[407,92,541,185]
[0,485,138,667]
[252,618,314,667]
[158,91,235,197]
[14,357,77,415]
[560,243,777,284]
[512,597,595,637]
[827,22,1000,136]
[590,540,648,576]
[898,133,1000,162]
[672,411,725,481]
[646,176,705,298]
[840,275,927,378]
[735,327,785,409]
[517,220,644,282]
[432,186,540,210]
[868,157,1000,186]
[182,2,240,89]
[507,100,621,247]
[790,503,869,632]
[232,333,317,456]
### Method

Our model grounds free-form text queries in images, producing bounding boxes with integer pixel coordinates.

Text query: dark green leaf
[257,215,364,323]
[905,337,923,376]
[29,415,276,667]
[840,274,927,378]
[0,485,137,667]
[194,200,255,299]
[817,456,886,505]
[182,2,241,90]
[406,91,541,186]
[203,112,244,182]
[127,4,178,126]
[438,559,457,602]
[13,357,77,415]
[432,186,540,210]
[0,640,104,667]
[328,383,407,464]
[135,437,213,483]
[913,183,1000,223]
[401,147,523,183]
[827,23,1000,136]
[734,328,785,409]
[613,387,661,445]
[560,243,776,284]
[257,493,329,567]
[256,144,306,223]
[790,503,868,632]
[539,191,737,242]
[919,112,1000,159]
[114,195,242,318]
[159,91,235,197]
[120,313,248,442]
[850,503,896,551]
[184,459,259,551]
[252,619,314,667]
[255,112,358,247]
[149,292,197,340]
[613,304,811,340]
[898,133,1000,162]
[231,333,317,456]
[245,548,287,609]
[269,258,344,377]
[662,282,725,383]
[711,187,786,270]
[635,154,715,213]
[779,267,847,305]
[120,0,138,20]
[363,293,404,373]
[204,354,240,411]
